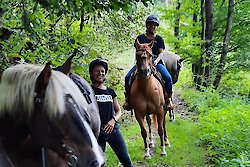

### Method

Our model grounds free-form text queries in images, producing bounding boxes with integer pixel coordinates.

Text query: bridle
[33,91,82,167]
[136,47,154,78]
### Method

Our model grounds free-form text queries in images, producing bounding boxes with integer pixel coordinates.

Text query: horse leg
[135,113,150,158]
[169,108,175,122]
[156,113,167,156]
[146,115,154,148]
[163,112,171,148]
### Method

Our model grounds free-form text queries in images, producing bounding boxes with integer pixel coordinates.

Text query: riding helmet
[89,58,108,73]
[146,15,160,26]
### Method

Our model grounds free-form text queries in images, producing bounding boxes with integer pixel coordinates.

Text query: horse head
[0,62,104,167]
[162,51,183,84]
[135,39,154,78]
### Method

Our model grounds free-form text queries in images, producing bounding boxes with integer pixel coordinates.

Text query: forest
[0,0,249,166]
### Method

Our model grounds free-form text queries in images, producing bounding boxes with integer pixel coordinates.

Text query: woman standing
[89,58,133,167]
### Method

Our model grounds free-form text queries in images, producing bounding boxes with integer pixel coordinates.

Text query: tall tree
[195,0,213,89]
[203,0,213,87]
[195,0,206,88]
[174,0,181,50]
[213,0,234,89]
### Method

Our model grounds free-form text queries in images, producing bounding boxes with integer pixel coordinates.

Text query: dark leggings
[97,129,133,167]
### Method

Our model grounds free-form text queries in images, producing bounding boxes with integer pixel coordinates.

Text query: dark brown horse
[130,40,171,158]
[0,62,104,167]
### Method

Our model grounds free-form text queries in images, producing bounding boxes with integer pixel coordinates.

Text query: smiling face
[90,65,106,84]
[146,22,158,34]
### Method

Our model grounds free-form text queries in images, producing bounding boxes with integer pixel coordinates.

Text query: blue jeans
[125,64,173,94]
[98,129,133,167]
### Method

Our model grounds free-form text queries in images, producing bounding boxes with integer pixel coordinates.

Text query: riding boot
[122,92,132,111]
[166,93,174,110]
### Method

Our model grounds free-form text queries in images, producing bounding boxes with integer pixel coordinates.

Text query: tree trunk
[203,0,213,87]
[194,0,213,90]
[194,0,205,88]
[192,13,198,84]
[174,0,181,50]
[213,0,234,89]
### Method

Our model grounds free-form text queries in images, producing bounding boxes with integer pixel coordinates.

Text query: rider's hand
[153,59,158,66]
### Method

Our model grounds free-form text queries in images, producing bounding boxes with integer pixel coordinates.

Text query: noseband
[34,92,81,167]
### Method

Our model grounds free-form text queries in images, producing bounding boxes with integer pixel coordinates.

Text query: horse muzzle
[141,68,152,78]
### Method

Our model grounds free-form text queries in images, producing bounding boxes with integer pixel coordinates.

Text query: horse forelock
[0,64,88,118]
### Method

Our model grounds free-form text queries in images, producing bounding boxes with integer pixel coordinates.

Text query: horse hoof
[161,152,167,157]
[144,154,151,159]
[170,119,175,123]
[149,143,155,148]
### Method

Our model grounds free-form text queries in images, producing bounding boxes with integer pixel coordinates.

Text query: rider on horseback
[123,15,174,111]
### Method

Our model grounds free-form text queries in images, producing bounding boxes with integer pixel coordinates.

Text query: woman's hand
[103,118,116,134]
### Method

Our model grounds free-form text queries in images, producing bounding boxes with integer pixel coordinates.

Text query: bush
[176,67,250,166]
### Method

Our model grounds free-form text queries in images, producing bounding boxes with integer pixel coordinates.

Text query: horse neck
[135,73,155,89]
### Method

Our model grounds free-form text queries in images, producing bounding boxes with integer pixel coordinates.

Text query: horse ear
[136,38,141,50]
[56,53,76,75]
[36,61,52,89]
[148,40,154,49]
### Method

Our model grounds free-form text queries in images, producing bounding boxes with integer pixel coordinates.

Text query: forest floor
[119,92,210,167]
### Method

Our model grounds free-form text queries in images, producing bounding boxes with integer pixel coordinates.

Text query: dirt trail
[121,93,189,166]
[172,92,188,120]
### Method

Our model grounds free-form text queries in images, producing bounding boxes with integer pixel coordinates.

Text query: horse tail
[152,114,158,132]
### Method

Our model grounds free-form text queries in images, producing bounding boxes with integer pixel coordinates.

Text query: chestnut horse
[130,40,171,158]
[0,62,104,167]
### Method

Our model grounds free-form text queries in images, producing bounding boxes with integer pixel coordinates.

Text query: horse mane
[0,64,88,118]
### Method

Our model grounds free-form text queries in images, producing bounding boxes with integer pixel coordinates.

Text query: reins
[33,92,79,167]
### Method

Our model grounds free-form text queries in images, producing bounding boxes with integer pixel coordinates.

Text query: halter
[136,47,154,78]
[33,92,80,167]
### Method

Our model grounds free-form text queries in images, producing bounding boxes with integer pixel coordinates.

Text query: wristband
[112,116,117,123]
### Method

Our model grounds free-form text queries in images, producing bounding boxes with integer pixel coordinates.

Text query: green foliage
[199,102,250,166]
[176,66,250,166]
[158,0,201,62]
[220,151,250,167]
[218,70,250,98]
[0,0,150,75]
[156,0,250,89]
[35,0,152,14]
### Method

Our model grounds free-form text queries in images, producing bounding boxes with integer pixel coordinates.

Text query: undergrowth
[175,66,250,167]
